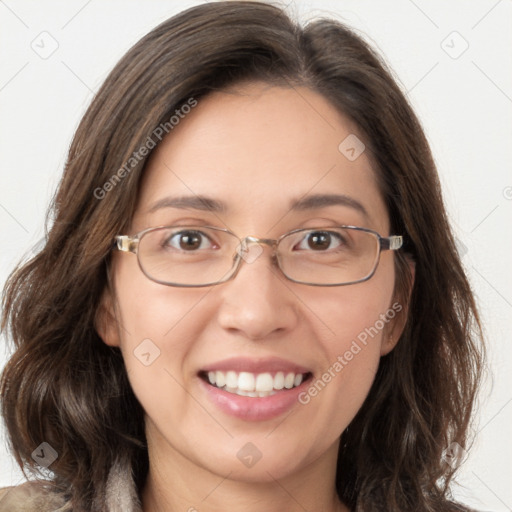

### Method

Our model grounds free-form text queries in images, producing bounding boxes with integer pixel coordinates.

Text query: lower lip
[199,376,311,421]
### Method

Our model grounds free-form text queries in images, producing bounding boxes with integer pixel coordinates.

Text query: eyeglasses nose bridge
[237,235,278,255]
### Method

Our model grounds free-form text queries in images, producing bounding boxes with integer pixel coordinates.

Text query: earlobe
[380,257,415,356]
[381,299,408,355]
[95,287,121,347]
[380,332,400,356]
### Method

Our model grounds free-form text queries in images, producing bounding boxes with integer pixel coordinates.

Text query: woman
[0,1,484,511]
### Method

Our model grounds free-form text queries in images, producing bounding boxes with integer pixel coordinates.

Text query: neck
[141,423,349,512]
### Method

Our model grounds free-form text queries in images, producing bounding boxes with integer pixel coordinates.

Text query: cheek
[315,265,396,356]
[300,261,396,422]
[113,253,208,344]
[111,258,209,399]
[114,288,211,441]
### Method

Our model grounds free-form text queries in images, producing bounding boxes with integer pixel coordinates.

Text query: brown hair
[1,2,484,510]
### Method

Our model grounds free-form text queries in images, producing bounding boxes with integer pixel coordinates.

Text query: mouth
[198,370,313,398]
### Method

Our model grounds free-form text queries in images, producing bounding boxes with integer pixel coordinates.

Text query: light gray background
[1,1,511,510]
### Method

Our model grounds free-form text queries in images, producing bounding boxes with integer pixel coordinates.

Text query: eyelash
[162,229,347,252]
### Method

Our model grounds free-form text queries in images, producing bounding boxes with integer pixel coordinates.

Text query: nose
[215,242,299,340]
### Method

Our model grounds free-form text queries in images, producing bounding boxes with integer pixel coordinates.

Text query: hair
[1,1,484,511]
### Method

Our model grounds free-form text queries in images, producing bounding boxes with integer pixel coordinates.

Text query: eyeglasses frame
[113,225,403,287]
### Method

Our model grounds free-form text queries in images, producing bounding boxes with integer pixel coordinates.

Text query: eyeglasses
[113,225,403,287]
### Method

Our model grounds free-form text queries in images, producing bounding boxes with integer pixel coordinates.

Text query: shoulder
[0,480,69,512]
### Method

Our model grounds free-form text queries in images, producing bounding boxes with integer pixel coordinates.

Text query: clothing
[0,460,142,512]
[0,467,487,511]
[0,480,69,512]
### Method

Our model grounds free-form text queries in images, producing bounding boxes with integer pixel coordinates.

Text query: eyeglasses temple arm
[380,235,403,251]
[113,235,138,253]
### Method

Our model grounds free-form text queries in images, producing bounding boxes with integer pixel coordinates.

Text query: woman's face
[100,82,403,483]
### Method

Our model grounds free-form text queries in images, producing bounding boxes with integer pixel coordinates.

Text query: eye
[164,230,216,251]
[294,230,346,251]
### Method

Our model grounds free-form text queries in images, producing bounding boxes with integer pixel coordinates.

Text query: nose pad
[235,238,265,264]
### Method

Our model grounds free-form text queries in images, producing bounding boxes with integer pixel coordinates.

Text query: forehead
[134,82,389,234]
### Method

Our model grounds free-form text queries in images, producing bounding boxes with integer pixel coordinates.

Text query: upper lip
[199,356,312,375]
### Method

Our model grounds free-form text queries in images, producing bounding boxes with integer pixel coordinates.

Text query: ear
[95,285,121,347]
[380,257,415,356]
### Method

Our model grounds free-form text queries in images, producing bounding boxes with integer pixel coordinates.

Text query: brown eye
[296,231,344,251]
[165,230,213,251]
[308,232,331,250]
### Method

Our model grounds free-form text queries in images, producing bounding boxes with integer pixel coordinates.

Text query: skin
[97,81,409,512]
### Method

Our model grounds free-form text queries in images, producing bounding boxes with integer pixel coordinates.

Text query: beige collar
[0,459,142,512]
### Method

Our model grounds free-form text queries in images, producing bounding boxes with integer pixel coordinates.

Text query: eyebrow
[147,193,368,218]
[147,195,225,213]
[290,193,368,218]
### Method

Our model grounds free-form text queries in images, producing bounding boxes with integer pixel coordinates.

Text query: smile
[200,370,311,397]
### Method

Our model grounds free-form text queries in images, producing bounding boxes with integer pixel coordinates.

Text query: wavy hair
[1,2,484,510]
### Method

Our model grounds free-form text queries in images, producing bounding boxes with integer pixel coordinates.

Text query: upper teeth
[207,371,305,397]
